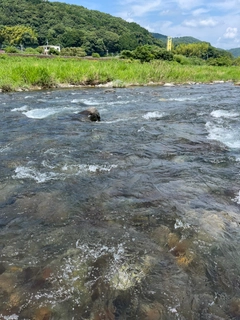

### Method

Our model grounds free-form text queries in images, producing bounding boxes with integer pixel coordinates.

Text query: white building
[43,45,61,54]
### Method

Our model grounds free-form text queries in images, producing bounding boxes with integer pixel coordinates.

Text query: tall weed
[0,55,239,91]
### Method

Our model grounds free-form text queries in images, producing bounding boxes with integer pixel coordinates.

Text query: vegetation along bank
[0,53,240,93]
[0,0,240,92]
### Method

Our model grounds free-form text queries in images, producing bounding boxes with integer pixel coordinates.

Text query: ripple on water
[12,162,118,183]
[1,84,240,318]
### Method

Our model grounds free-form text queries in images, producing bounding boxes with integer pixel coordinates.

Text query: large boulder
[76,107,100,122]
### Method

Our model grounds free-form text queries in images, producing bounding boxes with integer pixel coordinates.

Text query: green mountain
[173,36,203,46]
[0,0,164,55]
[151,33,167,42]
[151,33,203,46]
[228,47,240,58]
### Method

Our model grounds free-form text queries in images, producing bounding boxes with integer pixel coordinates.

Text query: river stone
[163,83,175,87]
[212,80,225,84]
[6,191,69,224]
[150,225,171,247]
[140,302,164,320]
[104,89,116,93]
[229,298,240,317]
[33,307,53,320]
[75,107,100,122]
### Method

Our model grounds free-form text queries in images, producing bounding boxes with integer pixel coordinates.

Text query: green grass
[0,55,239,92]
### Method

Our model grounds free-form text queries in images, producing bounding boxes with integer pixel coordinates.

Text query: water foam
[168,96,202,102]
[11,105,29,112]
[232,191,240,204]
[105,100,132,105]
[33,242,127,306]
[142,111,164,119]
[104,118,134,124]
[211,109,239,119]
[13,105,82,119]
[75,241,145,290]
[0,144,11,153]
[23,108,60,119]
[13,162,117,183]
[206,121,240,149]
[174,218,190,229]
[62,163,117,174]
[13,166,60,183]
[0,315,19,320]
[71,98,100,105]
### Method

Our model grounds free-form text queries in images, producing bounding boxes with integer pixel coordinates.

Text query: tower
[167,36,172,51]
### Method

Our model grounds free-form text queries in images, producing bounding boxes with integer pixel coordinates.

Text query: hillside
[0,0,164,55]
[173,36,203,46]
[151,33,203,46]
[228,47,240,57]
[151,33,167,42]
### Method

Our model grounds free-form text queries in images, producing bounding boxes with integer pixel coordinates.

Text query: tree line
[0,0,238,66]
[120,42,240,66]
[0,0,163,55]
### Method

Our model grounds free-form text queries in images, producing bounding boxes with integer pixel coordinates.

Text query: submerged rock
[33,307,53,320]
[140,302,164,320]
[74,107,101,122]
[104,89,116,93]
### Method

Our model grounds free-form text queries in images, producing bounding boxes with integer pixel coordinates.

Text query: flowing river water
[0,83,240,319]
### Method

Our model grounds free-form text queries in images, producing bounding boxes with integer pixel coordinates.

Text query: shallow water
[0,83,240,319]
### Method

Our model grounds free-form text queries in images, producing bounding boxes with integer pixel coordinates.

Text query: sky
[50,0,240,50]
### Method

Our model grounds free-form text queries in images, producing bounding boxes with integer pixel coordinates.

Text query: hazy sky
[50,0,240,49]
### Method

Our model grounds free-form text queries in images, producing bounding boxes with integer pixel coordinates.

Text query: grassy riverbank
[0,55,240,92]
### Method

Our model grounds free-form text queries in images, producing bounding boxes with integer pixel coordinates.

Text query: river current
[0,83,240,319]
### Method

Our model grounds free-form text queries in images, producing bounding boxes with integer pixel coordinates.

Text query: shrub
[174,54,191,65]
[48,47,60,55]
[37,46,44,54]
[0,53,7,59]
[92,52,100,58]
[188,56,205,65]
[151,47,174,61]
[60,47,86,57]
[206,57,232,66]
[32,67,55,88]
[24,47,40,55]
[120,50,134,59]
[1,84,13,92]
[133,46,154,63]
[120,45,174,62]
[233,57,240,66]
[5,46,20,53]
[174,55,205,65]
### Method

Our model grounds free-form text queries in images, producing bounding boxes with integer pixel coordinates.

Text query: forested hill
[0,0,164,55]
[228,48,240,58]
[173,36,203,46]
[151,33,203,46]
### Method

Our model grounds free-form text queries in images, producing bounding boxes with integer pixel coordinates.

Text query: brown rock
[140,302,164,320]
[33,307,52,320]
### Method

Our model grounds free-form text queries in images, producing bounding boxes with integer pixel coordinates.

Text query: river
[0,83,240,319]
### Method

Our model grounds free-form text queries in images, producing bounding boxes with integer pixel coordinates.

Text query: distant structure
[167,36,172,51]
[42,45,61,55]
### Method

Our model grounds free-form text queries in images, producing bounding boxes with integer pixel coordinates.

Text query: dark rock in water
[104,89,116,93]
[0,263,6,275]
[75,107,101,122]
